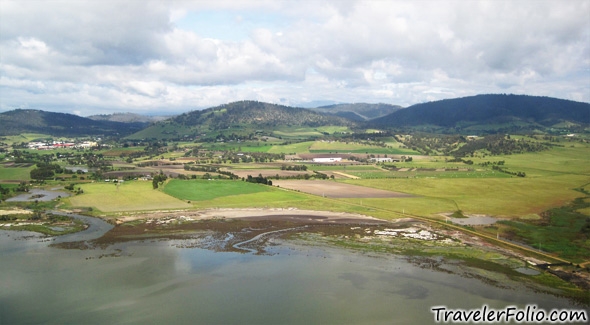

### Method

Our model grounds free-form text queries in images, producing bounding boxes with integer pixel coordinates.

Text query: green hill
[370,94,590,133]
[0,109,147,137]
[127,101,356,140]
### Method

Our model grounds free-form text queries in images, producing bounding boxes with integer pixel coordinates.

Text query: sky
[1,0,589,116]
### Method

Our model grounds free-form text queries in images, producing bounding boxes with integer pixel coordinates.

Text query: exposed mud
[47,209,590,303]
[56,213,397,255]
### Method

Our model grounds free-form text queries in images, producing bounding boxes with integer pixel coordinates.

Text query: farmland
[66,181,192,213]
[1,130,589,272]
[309,140,418,155]
[163,179,271,201]
[0,163,34,181]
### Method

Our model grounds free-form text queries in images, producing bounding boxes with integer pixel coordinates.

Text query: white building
[312,157,342,163]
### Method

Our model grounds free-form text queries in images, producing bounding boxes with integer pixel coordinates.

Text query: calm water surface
[0,223,581,324]
[5,189,70,202]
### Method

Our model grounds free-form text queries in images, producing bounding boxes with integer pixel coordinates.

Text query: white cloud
[0,0,588,115]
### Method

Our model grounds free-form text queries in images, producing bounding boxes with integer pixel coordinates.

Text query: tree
[0,184,9,198]
[30,167,54,180]
[152,172,167,189]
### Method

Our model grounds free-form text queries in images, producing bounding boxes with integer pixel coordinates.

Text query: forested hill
[310,103,402,122]
[370,94,590,132]
[172,101,354,128]
[127,101,356,140]
[0,109,147,136]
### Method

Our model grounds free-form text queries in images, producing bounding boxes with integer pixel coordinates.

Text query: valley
[0,95,589,305]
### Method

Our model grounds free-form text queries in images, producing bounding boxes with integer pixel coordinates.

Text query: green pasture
[15,148,77,155]
[314,126,350,134]
[271,126,350,138]
[347,169,513,179]
[199,141,275,153]
[483,198,590,262]
[1,133,52,145]
[272,128,323,138]
[343,174,587,217]
[223,163,283,170]
[267,141,314,154]
[163,179,352,211]
[0,183,18,190]
[0,165,33,181]
[192,188,386,215]
[339,197,458,219]
[162,179,271,201]
[347,171,394,179]
[347,145,590,215]
[67,181,191,213]
[308,141,417,154]
[191,189,311,209]
[158,151,191,160]
[471,146,589,177]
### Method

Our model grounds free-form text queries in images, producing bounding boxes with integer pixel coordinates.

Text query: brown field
[273,180,413,198]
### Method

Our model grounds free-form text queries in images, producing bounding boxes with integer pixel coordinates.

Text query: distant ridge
[310,103,402,122]
[0,109,148,136]
[370,94,589,132]
[88,112,168,124]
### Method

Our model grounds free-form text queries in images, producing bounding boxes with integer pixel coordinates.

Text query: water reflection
[1,226,582,325]
[6,189,70,202]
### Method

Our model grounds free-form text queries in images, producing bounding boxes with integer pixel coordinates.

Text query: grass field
[190,189,312,209]
[344,174,587,217]
[271,127,325,138]
[347,169,513,179]
[336,143,590,217]
[0,165,33,181]
[163,178,338,210]
[163,179,271,201]
[67,181,192,213]
[267,141,314,154]
[308,141,418,154]
[1,133,52,145]
[481,197,590,262]
[199,141,276,153]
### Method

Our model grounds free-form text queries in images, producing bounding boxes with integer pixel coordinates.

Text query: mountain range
[0,94,587,138]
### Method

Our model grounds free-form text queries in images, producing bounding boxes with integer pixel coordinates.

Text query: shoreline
[114,207,394,225]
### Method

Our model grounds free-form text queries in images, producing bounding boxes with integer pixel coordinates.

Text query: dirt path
[332,171,360,179]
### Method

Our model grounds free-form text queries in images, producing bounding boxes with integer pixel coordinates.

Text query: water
[65,166,95,173]
[6,189,70,202]
[0,220,582,325]
[450,215,498,225]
